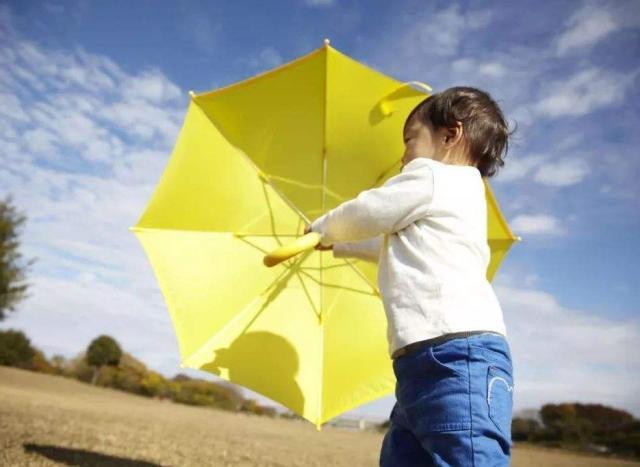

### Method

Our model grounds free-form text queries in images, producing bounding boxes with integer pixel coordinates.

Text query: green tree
[540,402,640,457]
[50,354,67,374]
[541,403,590,444]
[0,195,36,321]
[85,335,122,384]
[140,371,166,397]
[0,328,36,367]
[512,417,542,441]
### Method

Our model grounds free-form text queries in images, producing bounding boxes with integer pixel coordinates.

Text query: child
[304,86,516,466]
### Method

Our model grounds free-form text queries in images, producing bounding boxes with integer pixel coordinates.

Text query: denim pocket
[394,341,472,434]
[428,340,468,378]
[473,337,513,374]
[487,365,514,437]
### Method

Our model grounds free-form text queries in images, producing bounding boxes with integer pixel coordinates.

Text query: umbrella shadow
[23,442,165,466]
[202,254,307,413]
[201,331,305,415]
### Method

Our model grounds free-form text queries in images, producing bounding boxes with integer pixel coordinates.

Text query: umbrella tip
[323,38,330,46]
[188,90,196,99]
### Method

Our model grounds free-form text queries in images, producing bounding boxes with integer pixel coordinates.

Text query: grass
[1,366,638,466]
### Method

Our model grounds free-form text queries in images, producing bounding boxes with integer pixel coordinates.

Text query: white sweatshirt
[310,156,507,357]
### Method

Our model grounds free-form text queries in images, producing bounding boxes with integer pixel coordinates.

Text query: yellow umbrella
[129,39,520,430]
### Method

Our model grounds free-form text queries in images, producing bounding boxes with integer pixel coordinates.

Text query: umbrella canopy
[129,40,520,430]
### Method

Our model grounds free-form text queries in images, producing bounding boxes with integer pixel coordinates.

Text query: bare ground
[1,366,637,466]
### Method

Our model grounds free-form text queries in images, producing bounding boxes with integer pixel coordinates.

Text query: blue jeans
[379,333,514,466]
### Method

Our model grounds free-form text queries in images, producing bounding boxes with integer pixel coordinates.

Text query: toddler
[305,86,516,466]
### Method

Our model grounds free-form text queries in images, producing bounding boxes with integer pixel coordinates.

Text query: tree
[50,354,67,374]
[85,335,122,385]
[512,417,542,441]
[0,195,36,320]
[0,328,35,367]
[540,402,640,457]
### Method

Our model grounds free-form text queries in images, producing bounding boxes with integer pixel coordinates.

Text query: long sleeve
[332,235,384,263]
[310,161,434,247]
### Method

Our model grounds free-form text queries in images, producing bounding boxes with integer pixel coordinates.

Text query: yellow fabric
[130,42,519,430]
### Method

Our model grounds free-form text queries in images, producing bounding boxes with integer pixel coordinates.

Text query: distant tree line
[511,402,640,459]
[0,328,299,420]
[376,404,640,460]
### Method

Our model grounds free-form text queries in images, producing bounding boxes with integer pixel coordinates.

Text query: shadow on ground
[23,442,165,466]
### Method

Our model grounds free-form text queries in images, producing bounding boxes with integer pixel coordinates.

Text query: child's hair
[404,86,517,178]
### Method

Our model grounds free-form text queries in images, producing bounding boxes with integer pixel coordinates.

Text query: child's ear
[444,123,463,145]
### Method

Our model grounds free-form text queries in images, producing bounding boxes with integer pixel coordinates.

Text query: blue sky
[1,0,639,422]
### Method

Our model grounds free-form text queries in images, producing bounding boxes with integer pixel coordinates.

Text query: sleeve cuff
[310,216,332,247]
[332,242,352,258]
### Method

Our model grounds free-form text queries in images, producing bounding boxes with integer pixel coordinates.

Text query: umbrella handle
[378,81,433,116]
[263,232,322,267]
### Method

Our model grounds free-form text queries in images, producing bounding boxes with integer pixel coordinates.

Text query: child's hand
[304,224,333,251]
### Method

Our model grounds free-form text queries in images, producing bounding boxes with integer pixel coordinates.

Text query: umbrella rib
[182,258,301,368]
[340,259,380,297]
[267,173,345,204]
[234,236,272,255]
[193,101,311,225]
[300,263,352,270]
[317,55,330,429]
[234,233,301,237]
[322,287,345,321]
[234,174,285,237]
[229,249,314,336]
[234,211,269,235]
[297,269,377,298]
[261,180,281,244]
[295,270,321,319]
[256,158,310,222]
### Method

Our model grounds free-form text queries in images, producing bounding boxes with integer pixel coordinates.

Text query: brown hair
[404,86,517,178]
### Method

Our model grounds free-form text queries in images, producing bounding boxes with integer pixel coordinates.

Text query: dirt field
[1,366,638,466]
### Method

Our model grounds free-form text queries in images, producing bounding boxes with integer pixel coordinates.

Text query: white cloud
[302,0,336,7]
[121,69,182,103]
[496,153,590,191]
[496,282,640,416]
[23,128,59,154]
[410,5,474,57]
[510,214,567,236]
[0,92,29,122]
[494,154,546,184]
[533,157,590,187]
[555,4,618,56]
[556,133,584,150]
[450,57,507,78]
[177,9,223,55]
[260,47,284,68]
[236,46,284,70]
[477,61,508,78]
[533,67,635,118]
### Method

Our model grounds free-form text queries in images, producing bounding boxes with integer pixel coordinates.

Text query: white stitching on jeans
[487,375,513,406]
